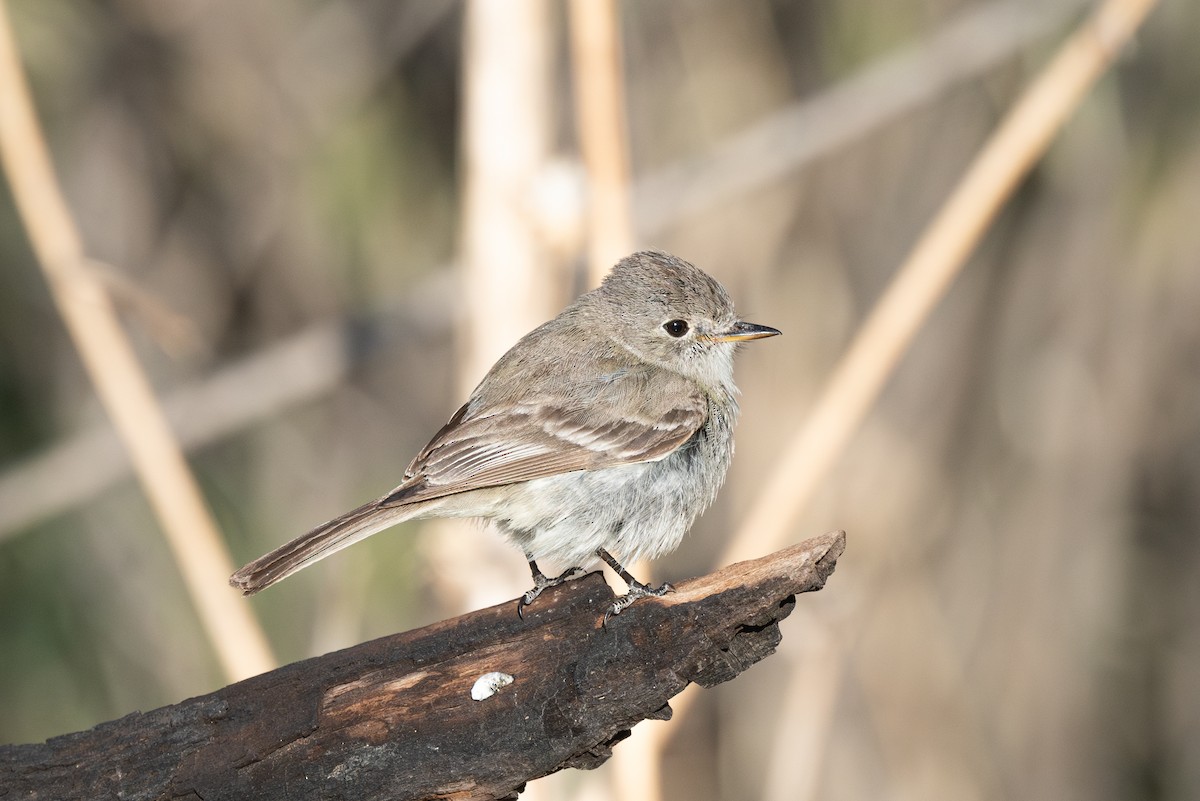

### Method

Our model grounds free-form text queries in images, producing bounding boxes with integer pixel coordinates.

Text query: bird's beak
[712,321,782,342]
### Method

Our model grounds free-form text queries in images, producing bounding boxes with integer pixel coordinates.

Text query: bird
[230,250,780,618]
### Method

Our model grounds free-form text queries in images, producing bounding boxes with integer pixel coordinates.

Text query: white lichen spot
[470,671,514,701]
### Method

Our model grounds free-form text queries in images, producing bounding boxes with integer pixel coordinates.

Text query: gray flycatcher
[230,250,780,617]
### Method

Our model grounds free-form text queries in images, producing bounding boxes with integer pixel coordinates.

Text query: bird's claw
[603,581,675,626]
[516,566,584,619]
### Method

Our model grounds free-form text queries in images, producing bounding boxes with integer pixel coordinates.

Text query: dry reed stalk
[569,0,636,286]
[0,1,275,682]
[672,0,1160,795]
[722,0,1160,567]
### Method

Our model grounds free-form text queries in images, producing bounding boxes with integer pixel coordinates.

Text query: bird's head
[583,250,780,391]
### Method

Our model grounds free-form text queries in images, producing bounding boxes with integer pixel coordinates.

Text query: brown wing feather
[381,387,707,507]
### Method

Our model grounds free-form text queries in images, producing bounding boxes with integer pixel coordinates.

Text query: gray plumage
[230,250,779,610]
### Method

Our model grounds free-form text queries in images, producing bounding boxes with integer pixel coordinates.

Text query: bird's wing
[380,383,708,507]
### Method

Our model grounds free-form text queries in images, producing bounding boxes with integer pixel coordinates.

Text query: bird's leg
[597,548,674,623]
[517,558,583,619]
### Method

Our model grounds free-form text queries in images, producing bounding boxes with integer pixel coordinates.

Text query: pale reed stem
[721,0,1160,567]
[569,0,636,287]
[0,1,276,682]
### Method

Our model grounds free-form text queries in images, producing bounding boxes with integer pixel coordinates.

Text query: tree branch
[0,532,844,801]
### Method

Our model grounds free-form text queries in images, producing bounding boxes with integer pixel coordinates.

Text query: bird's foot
[604,580,675,626]
[517,566,584,619]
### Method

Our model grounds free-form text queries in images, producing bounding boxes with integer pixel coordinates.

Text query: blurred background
[1,0,1198,799]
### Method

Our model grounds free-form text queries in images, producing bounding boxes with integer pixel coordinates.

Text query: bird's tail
[229,499,426,595]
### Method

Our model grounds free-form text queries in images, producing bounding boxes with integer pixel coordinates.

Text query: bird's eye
[663,319,689,337]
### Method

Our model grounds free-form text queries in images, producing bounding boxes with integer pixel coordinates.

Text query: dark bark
[0,531,845,801]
